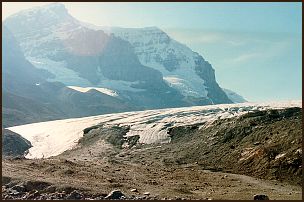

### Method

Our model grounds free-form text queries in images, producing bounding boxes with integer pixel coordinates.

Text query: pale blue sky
[2,2,302,101]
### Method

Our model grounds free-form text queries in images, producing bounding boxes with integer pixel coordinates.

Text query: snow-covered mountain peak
[30,3,68,15]
[23,3,66,15]
[106,26,171,46]
[8,3,69,22]
[43,2,67,10]
[141,26,161,30]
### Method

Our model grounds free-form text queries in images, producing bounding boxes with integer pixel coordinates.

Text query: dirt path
[201,169,301,199]
[2,158,302,200]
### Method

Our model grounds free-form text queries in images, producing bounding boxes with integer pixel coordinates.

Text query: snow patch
[27,57,93,87]
[275,153,286,160]
[28,57,146,93]
[68,86,119,97]
[97,79,146,93]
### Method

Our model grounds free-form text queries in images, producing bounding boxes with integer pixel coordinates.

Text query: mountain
[4,3,187,109]
[222,88,247,103]
[2,25,138,127]
[4,3,233,110]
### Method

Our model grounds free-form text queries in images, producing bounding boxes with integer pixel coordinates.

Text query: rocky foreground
[2,181,158,200]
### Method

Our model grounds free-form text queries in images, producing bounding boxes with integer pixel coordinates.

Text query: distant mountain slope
[223,88,247,103]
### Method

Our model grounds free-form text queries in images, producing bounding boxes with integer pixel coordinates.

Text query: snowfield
[7,100,302,159]
[67,86,119,97]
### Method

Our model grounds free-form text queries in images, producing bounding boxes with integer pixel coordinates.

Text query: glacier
[7,100,301,159]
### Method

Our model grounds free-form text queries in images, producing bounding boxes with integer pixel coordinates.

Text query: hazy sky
[2,2,302,102]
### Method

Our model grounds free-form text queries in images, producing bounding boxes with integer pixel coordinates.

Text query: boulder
[11,185,26,192]
[66,190,84,200]
[105,190,125,199]
[26,190,40,199]
[130,188,138,192]
[254,194,269,200]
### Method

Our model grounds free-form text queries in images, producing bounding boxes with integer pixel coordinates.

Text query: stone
[66,190,84,200]
[106,178,113,183]
[44,186,56,193]
[151,180,158,185]
[27,190,40,199]
[254,194,269,200]
[11,185,26,192]
[130,188,138,192]
[8,189,21,196]
[57,192,67,199]
[29,189,38,194]
[22,181,51,192]
[5,182,17,188]
[105,190,125,199]
[143,192,150,195]
[94,196,105,200]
